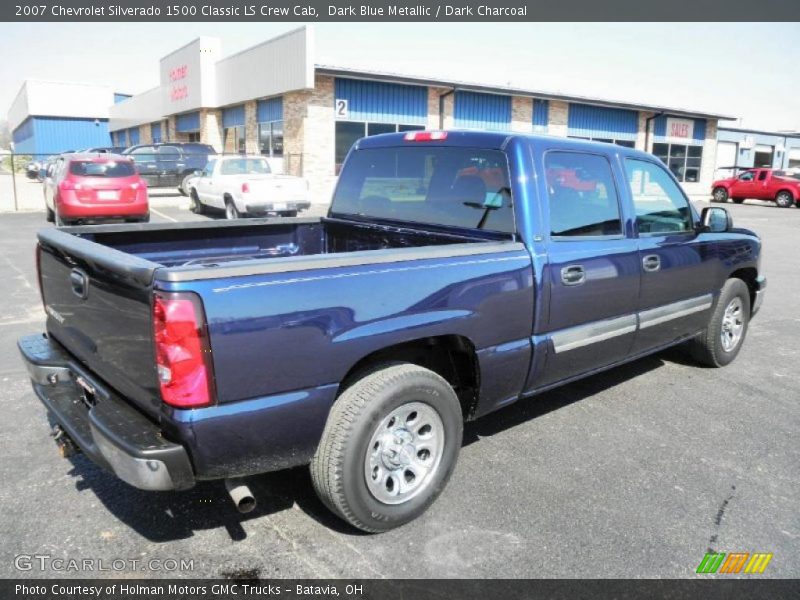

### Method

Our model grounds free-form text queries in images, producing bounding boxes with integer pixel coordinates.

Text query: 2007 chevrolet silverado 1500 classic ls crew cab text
[19,131,766,532]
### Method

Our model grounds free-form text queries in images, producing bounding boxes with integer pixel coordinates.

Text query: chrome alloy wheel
[364,402,445,505]
[720,297,745,352]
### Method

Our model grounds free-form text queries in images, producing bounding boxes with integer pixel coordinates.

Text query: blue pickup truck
[19,131,765,532]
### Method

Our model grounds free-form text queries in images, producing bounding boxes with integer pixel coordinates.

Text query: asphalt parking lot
[0,198,797,579]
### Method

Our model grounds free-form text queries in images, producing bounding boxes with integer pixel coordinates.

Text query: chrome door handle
[643,254,661,272]
[561,265,586,286]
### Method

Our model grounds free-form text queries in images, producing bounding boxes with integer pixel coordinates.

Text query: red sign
[665,117,694,141]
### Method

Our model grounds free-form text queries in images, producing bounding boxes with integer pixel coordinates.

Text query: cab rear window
[332,147,515,234]
[69,161,136,177]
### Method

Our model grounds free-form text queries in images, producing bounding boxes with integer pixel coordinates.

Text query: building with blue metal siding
[7,80,123,156]
[714,127,800,178]
[8,27,737,203]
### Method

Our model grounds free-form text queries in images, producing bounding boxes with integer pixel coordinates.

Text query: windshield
[69,160,136,177]
[220,158,271,175]
[331,147,514,233]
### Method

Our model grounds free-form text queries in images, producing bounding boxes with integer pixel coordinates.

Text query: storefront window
[653,143,703,183]
[335,121,425,173]
[223,126,245,154]
[186,132,200,143]
[258,121,284,157]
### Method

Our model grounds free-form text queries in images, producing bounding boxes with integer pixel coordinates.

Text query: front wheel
[712,187,728,203]
[311,363,463,532]
[775,191,794,208]
[689,278,750,367]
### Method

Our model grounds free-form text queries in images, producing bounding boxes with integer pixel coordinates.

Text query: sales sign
[665,117,694,143]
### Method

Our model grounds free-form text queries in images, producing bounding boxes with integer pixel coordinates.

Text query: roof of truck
[355,130,655,160]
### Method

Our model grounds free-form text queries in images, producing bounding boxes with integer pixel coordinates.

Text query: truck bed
[67,216,495,269]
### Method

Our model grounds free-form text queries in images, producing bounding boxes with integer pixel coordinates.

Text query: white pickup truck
[187,155,310,219]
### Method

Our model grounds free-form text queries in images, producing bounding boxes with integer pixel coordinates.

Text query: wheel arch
[775,188,796,201]
[338,335,481,421]
[729,267,758,309]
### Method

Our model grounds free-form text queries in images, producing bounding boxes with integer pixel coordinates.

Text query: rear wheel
[224,197,242,220]
[311,363,463,532]
[712,187,728,203]
[190,189,205,215]
[46,208,55,223]
[775,190,794,208]
[281,210,298,218]
[689,278,750,367]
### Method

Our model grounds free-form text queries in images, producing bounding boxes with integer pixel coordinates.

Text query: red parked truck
[711,168,800,208]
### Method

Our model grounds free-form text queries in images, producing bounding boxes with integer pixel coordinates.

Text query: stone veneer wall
[511,97,533,133]
[244,101,259,154]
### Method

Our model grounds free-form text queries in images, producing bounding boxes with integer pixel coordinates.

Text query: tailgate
[249,176,308,202]
[37,228,162,419]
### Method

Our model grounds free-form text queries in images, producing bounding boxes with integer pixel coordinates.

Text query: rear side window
[332,146,514,234]
[544,152,622,237]
[69,160,136,177]
[758,170,767,181]
[625,159,692,234]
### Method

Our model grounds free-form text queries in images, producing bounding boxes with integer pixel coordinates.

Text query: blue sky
[1,22,798,131]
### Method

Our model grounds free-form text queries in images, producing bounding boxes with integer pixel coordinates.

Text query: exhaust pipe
[225,478,256,514]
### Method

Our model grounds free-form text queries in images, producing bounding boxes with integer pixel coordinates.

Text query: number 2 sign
[335,99,349,119]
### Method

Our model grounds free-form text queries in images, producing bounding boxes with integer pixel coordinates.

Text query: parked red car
[711,168,800,208]
[44,154,149,225]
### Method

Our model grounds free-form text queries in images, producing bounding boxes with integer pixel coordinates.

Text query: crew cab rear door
[537,149,640,387]
[622,158,717,353]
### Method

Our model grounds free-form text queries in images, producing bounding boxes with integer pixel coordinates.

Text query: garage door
[714,141,738,178]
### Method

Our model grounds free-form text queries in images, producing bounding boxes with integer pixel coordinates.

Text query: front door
[129,146,158,186]
[729,169,757,200]
[537,150,640,388]
[623,158,717,353]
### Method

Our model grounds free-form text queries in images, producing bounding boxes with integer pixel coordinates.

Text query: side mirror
[701,206,733,232]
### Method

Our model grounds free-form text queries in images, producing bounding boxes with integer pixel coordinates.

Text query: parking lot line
[150,208,178,222]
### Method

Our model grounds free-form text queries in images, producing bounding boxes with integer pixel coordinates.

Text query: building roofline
[216,25,309,65]
[719,126,800,139]
[314,64,736,121]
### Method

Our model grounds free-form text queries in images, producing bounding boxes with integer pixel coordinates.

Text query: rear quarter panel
[156,245,535,411]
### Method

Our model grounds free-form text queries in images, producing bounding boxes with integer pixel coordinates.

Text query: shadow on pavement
[64,349,681,542]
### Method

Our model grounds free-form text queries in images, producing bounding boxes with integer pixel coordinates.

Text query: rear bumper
[58,193,149,219]
[18,333,194,491]
[245,200,311,214]
[752,275,766,317]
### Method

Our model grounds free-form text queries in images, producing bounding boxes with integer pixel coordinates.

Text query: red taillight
[152,292,215,408]
[404,131,448,142]
[60,179,82,191]
[241,182,250,193]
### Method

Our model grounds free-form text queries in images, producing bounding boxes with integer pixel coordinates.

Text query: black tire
[775,190,794,208]
[179,173,194,196]
[224,197,241,220]
[311,363,463,533]
[281,210,298,218]
[190,189,205,215]
[731,198,745,204]
[689,278,750,367]
[712,187,728,203]
[46,208,55,223]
